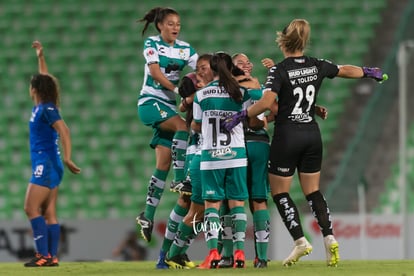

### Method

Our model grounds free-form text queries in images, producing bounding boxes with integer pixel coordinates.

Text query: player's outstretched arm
[337,65,387,82]
[32,41,48,74]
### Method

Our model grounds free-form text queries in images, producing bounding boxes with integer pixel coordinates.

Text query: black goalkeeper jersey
[264,56,339,126]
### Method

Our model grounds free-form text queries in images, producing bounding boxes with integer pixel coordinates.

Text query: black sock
[273,193,304,240]
[306,190,333,237]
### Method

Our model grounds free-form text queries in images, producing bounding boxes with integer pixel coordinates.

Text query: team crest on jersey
[179,49,186,59]
[209,147,237,159]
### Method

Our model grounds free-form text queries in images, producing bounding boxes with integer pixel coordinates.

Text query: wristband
[173,87,179,94]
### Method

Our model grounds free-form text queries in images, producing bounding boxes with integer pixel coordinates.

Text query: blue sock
[47,224,60,257]
[30,216,48,256]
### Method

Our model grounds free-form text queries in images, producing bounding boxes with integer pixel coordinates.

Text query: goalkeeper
[222,18,387,267]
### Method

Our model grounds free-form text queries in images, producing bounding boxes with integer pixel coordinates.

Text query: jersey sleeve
[319,59,340,79]
[143,38,159,65]
[264,65,283,93]
[187,46,198,70]
[43,105,62,126]
[193,94,202,123]
[241,87,253,110]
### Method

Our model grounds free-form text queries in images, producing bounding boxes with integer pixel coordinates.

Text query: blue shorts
[30,151,64,189]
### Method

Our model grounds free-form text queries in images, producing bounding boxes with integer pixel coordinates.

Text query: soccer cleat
[170,179,192,195]
[217,255,233,268]
[233,250,245,268]
[155,250,169,269]
[165,253,188,269]
[282,237,313,266]
[324,235,340,267]
[24,253,52,267]
[254,259,268,268]
[49,256,59,267]
[198,249,221,269]
[136,212,153,242]
[181,253,196,268]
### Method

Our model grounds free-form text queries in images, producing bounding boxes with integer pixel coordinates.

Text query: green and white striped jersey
[138,35,198,107]
[245,87,269,139]
[193,80,252,170]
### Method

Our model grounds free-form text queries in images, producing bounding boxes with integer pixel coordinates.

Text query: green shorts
[201,166,248,201]
[189,154,203,205]
[246,140,270,200]
[137,99,177,149]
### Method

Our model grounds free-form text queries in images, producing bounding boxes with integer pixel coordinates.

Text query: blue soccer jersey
[29,102,64,188]
[29,103,62,154]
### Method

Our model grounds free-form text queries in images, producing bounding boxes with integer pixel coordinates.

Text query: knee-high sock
[144,169,168,221]
[47,224,60,257]
[172,131,189,182]
[231,206,247,251]
[220,214,233,257]
[181,226,197,255]
[30,216,48,256]
[253,209,270,261]
[204,208,220,250]
[306,190,333,237]
[217,201,230,254]
[273,193,304,240]
[167,222,194,258]
[161,203,188,252]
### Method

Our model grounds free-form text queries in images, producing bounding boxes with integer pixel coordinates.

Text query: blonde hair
[276,19,310,53]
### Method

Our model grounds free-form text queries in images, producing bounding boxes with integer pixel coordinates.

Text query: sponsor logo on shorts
[277,167,290,173]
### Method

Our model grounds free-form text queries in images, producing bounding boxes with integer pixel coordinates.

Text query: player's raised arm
[32,40,48,74]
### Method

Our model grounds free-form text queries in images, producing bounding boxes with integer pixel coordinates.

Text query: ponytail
[210,52,242,102]
[138,7,179,36]
[276,18,310,53]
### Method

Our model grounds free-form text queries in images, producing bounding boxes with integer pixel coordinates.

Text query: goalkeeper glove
[362,66,384,82]
[221,110,248,132]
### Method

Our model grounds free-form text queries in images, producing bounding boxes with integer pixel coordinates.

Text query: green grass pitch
[0,260,413,276]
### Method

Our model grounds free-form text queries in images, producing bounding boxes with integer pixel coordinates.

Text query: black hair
[138,7,179,36]
[183,53,213,127]
[197,53,213,64]
[231,66,245,77]
[210,52,242,102]
[30,73,60,106]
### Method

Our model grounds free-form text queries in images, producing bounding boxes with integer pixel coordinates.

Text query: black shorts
[268,123,322,177]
